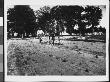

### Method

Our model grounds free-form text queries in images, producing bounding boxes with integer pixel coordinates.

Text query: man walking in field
[51,32,55,45]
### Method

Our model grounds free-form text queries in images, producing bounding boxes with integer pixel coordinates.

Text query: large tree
[57,5,84,35]
[84,6,102,34]
[62,5,102,36]
[7,5,36,38]
[35,6,54,36]
[36,5,102,37]
[50,5,65,35]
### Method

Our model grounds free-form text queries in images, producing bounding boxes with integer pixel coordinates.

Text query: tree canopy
[7,5,104,38]
[7,5,36,38]
[84,6,102,32]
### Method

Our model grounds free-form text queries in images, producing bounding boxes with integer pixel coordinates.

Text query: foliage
[7,5,36,38]
[37,5,102,36]
[7,5,104,38]
[84,6,102,32]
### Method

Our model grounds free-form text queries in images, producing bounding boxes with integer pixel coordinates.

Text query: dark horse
[49,31,55,45]
[48,31,61,45]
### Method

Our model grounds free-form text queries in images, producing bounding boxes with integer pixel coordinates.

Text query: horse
[37,29,44,43]
[48,30,61,45]
[48,20,63,45]
[48,31,55,45]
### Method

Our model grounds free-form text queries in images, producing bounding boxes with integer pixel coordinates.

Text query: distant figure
[51,32,55,45]
[49,31,55,45]
[37,29,44,43]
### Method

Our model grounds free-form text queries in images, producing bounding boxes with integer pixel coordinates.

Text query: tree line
[7,5,106,38]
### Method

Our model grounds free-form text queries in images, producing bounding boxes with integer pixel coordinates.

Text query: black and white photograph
[5,0,109,81]
[0,0,3,81]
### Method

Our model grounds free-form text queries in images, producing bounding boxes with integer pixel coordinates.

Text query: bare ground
[7,37,106,76]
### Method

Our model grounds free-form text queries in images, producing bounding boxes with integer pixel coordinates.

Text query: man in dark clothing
[49,31,55,45]
[51,32,55,45]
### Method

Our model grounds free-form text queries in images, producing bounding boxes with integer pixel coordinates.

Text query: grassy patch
[7,40,106,75]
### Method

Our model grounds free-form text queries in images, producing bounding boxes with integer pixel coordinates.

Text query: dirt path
[7,38,106,75]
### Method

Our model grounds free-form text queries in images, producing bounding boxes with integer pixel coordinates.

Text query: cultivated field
[7,36,106,75]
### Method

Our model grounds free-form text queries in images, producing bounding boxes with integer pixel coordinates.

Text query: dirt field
[7,36,106,75]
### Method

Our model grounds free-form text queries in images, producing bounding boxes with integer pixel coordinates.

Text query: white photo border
[4,0,109,81]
